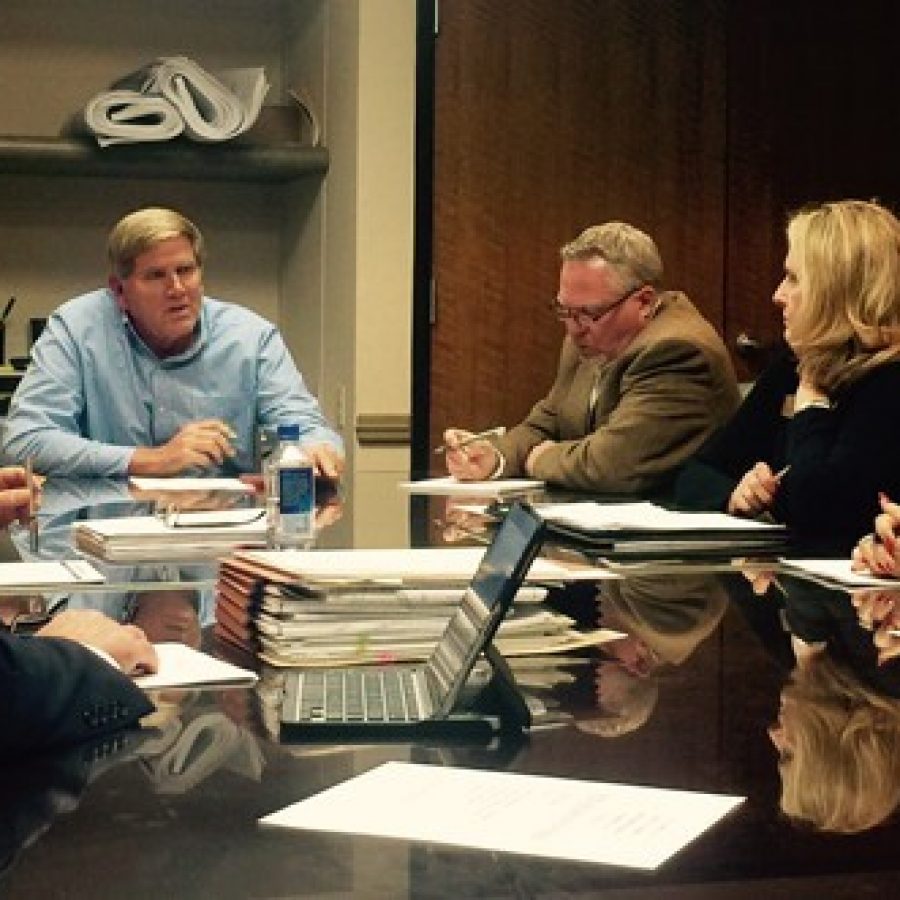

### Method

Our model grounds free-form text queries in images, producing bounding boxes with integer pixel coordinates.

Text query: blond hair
[787,199,900,392]
[778,655,900,833]
[107,207,204,278]
[561,222,664,290]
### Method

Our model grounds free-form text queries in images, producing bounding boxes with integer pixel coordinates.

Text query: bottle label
[279,466,314,515]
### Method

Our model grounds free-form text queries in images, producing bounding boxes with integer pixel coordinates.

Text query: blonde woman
[676,199,900,550]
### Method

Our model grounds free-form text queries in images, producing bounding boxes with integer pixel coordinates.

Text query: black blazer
[0,632,154,759]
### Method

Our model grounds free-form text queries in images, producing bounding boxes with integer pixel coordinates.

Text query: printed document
[261,761,743,870]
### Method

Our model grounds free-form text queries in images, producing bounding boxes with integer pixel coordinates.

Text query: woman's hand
[851,494,900,578]
[727,461,781,518]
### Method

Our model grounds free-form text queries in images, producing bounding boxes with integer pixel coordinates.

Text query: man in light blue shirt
[1,208,344,479]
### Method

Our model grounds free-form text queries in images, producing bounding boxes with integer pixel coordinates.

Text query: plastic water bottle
[266,424,315,548]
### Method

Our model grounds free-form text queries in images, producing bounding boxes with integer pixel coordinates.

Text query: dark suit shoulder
[0,632,154,759]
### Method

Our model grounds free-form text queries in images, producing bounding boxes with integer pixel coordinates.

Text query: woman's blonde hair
[778,654,900,833]
[787,199,900,392]
[107,207,204,279]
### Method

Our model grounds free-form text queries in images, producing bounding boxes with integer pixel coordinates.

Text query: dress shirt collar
[119,302,206,366]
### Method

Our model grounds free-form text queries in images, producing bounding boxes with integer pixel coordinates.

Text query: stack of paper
[228,546,604,586]
[536,501,788,559]
[73,511,267,562]
[214,549,616,668]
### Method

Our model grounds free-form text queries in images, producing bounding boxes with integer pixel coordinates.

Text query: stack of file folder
[73,510,267,562]
[213,547,614,667]
[531,501,789,560]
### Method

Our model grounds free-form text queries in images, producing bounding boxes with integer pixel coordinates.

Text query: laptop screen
[425,503,544,716]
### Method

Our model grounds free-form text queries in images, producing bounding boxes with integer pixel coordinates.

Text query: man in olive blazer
[444,222,740,494]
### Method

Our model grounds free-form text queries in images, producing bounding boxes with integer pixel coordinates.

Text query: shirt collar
[120,307,206,366]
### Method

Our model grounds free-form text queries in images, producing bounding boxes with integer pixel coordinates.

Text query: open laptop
[279,502,546,740]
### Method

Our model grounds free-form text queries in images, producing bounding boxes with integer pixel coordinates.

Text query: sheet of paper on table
[0,558,105,588]
[130,477,254,492]
[135,642,257,690]
[260,761,743,870]
[780,558,900,589]
[398,476,544,497]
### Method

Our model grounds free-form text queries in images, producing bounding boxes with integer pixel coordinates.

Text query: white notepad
[135,643,258,690]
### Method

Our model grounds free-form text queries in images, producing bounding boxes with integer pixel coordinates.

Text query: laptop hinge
[481,644,532,731]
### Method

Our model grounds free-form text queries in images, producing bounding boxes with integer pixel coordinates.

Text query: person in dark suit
[1,467,158,758]
[442,221,740,494]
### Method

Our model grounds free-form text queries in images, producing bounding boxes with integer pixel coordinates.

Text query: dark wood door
[725,0,900,380]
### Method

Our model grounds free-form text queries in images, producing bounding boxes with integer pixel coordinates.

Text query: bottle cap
[277,424,301,440]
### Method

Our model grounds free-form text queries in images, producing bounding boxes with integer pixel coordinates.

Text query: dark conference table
[3,480,900,898]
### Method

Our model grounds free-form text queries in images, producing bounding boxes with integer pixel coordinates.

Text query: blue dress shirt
[1,289,343,476]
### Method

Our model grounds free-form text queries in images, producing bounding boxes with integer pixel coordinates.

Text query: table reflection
[725,568,900,834]
[9,480,900,896]
[580,574,728,738]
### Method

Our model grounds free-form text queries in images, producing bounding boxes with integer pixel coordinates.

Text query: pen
[774,465,791,480]
[433,426,506,455]
[0,296,16,323]
[25,456,39,553]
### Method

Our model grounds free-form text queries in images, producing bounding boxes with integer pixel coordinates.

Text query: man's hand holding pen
[0,465,41,529]
[440,427,504,481]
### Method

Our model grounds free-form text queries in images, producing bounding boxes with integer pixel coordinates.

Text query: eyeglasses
[549,284,645,326]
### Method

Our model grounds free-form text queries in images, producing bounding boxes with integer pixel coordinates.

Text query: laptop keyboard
[289,668,425,723]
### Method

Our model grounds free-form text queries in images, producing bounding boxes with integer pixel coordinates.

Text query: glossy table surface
[3,479,900,898]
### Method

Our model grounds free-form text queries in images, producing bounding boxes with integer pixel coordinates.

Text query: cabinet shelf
[0,136,328,183]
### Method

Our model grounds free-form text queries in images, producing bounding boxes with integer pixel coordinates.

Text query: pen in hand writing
[774,465,791,480]
[433,426,506,455]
